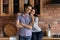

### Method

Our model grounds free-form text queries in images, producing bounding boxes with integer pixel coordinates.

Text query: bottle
[48,24,51,37]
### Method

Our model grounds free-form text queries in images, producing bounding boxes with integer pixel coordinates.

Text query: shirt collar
[21,13,29,17]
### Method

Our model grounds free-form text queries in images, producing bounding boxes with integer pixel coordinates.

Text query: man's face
[25,6,32,14]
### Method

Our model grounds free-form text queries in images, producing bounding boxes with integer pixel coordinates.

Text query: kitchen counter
[0,37,9,40]
[0,36,18,40]
[43,37,60,40]
[0,37,60,40]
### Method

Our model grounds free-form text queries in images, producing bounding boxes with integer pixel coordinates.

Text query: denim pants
[31,31,43,40]
[19,35,32,40]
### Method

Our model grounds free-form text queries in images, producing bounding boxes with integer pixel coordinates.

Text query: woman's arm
[30,14,34,25]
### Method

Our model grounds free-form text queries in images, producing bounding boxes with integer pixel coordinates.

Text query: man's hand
[16,20,24,28]
[21,23,32,29]
[16,23,24,28]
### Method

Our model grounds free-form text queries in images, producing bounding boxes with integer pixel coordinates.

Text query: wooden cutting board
[4,24,17,37]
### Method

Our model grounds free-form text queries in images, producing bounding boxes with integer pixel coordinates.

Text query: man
[16,4,33,40]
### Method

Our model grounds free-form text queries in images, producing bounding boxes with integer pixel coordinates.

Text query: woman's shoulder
[35,17,38,19]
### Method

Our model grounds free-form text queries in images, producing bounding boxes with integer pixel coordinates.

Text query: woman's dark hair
[34,14,38,17]
[32,7,35,9]
[32,8,38,17]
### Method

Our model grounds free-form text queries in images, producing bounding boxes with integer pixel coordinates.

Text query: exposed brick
[40,5,60,35]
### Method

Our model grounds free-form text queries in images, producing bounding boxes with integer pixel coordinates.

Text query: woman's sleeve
[34,17,38,24]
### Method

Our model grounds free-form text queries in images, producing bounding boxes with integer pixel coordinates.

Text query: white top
[32,17,41,32]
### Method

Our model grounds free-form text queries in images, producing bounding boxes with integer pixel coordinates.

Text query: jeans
[19,35,32,40]
[31,31,43,40]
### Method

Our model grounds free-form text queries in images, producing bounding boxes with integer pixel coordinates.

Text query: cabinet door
[34,0,40,14]
[14,0,19,14]
[3,0,9,14]
[0,0,14,16]
[0,0,3,16]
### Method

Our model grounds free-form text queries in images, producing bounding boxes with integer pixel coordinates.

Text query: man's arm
[16,16,32,29]
[16,19,23,28]
[16,13,24,28]
[16,20,32,29]
[21,15,34,30]
[21,24,32,29]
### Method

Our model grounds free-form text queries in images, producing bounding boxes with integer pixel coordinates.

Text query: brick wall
[39,4,60,35]
[0,15,17,37]
[0,15,16,28]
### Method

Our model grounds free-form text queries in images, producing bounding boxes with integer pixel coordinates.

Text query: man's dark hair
[24,4,32,8]
[24,4,33,10]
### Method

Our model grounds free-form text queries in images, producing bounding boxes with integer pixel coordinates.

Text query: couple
[16,4,43,40]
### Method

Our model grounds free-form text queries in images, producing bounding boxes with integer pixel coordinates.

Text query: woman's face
[31,9,35,15]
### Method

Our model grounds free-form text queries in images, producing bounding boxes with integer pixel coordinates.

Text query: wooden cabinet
[0,0,14,16]
[0,0,42,16]
[29,0,40,14]
[0,0,24,16]
[14,0,19,14]
[29,0,41,15]
[34,0,40,14]
[0,0,3,16]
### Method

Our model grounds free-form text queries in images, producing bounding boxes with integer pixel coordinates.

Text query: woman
[30,8,43,40]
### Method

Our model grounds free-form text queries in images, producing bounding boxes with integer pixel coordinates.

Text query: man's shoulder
[17,13,22,20]
[17,13,22,16]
